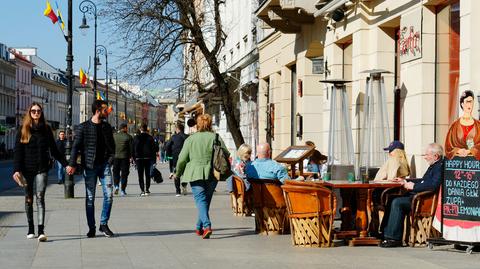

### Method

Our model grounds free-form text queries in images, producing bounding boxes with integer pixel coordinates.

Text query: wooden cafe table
[319,180,403,246]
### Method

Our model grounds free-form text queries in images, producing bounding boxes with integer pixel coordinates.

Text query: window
[311,57,325,74]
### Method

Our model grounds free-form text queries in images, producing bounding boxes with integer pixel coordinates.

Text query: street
[0,163,478,268]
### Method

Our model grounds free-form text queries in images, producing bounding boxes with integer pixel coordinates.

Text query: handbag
[152,167,163,183]
[211,133,232,181]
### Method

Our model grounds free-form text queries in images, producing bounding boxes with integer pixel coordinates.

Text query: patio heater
[320,79,355,180]
[357,69,392,181]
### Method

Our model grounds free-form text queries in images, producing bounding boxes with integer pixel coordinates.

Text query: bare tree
[103,0,245,147]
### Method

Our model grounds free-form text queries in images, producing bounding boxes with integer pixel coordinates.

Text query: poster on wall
[399,7,422,63]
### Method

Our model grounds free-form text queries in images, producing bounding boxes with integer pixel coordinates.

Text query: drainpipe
[434,9,438,142]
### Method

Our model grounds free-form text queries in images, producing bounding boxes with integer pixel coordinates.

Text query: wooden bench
[230,175,253,216]
[248,179,288,235]
[282,183,337,247]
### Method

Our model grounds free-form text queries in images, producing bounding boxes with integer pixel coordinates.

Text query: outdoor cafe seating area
[229,167,439,248]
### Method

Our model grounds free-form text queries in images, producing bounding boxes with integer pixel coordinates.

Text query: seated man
[380,143,444,248]
[245,143,290,183]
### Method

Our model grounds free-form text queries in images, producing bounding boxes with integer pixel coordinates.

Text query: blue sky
[0,0,181,89]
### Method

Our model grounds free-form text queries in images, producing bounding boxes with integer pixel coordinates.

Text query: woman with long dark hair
[12,102,68,242]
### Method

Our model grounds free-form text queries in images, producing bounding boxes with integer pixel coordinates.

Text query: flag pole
[54,1,66,40]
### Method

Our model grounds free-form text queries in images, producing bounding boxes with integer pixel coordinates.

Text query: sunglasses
[30,109,42,114]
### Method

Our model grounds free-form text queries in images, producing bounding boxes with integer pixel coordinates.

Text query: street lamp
[64,0,74,198]
[108,69,118,128]
[78,0,97,95]
[96,45,108,102]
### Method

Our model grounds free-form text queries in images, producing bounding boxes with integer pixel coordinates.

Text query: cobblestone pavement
[0,163,479,269]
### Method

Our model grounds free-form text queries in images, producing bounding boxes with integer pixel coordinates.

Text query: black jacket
[56,139,66,158]
[14,124,67,176]
[133,132,158,160]
[409,157,444,194]
[69,119,115,169]
[166,132,188,159]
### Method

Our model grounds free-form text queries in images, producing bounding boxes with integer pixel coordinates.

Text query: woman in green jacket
[175,114,229,239]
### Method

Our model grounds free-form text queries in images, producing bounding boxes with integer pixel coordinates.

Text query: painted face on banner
[462,96,474,114]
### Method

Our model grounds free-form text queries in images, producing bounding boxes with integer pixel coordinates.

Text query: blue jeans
[84,163,113,228]
[190,180,218,230]
[56,161,65,182]
[383,196,412,241]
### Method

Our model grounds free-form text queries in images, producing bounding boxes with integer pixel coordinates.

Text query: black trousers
[136,159,151,192]
[170,156,186,194]
[113,158,130,191]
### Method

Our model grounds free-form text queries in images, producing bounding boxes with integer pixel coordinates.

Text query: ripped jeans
[84,163,113,229]
[24,173,48,227]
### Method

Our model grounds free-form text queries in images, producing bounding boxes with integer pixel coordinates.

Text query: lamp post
[96,45,108,102]
[108,69,118,128]
[64,0,74,198]
[123,89,127,131]
[79,0,97,96]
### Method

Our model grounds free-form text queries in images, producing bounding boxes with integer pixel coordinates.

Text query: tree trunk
[204,56,245,148]
[218,78,245,148]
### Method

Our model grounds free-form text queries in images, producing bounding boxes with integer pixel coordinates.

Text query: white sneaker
[175,194,181,197]
[27,234,35,239]
[140,192,146,197]
[38,234,47,242]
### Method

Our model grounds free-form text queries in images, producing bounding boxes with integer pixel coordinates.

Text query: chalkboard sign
[443,156,480,222]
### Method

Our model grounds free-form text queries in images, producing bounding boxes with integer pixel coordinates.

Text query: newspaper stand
[427,156,480,254]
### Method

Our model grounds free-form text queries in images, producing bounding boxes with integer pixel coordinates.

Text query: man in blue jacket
[380,143,444,248]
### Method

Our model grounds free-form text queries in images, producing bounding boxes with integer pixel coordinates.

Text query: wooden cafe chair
[377,183,439,246]
[230,175,253,216]
[282,184,337,247]
[407,190,439,247]
[248,178,289,235]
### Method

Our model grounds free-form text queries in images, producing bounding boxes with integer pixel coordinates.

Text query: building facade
[18,47,81,131]
[10,49,33,129]
[0,43,16,152]
[256,0,477,176]
[256,0,326,157]
[182,0,263,154]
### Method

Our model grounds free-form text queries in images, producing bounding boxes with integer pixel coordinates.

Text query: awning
[179,101,203,116]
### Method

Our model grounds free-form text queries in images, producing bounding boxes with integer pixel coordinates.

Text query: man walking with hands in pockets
[66,100,116,238]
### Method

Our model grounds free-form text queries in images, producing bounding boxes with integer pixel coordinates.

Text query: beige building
[257,0,475,175]
[256,0,326,156]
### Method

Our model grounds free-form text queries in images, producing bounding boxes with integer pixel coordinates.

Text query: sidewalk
[0,163,478,269]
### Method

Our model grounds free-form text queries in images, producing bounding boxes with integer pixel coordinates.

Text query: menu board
[443,157,480,222]
[274,146,315,163]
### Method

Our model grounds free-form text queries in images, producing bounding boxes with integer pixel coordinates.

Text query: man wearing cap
[374,141,410,181]
[379,143,444,247]
[113,123,133,196]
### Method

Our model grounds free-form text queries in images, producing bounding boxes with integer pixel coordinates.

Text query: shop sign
[399,8,422,63]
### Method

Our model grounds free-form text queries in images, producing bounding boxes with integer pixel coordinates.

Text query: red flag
[44,1,58,24]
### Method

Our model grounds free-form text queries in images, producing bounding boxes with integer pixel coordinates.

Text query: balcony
[256,0,318,33]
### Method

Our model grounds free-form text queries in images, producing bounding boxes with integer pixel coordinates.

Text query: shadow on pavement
[116,227,253,238]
